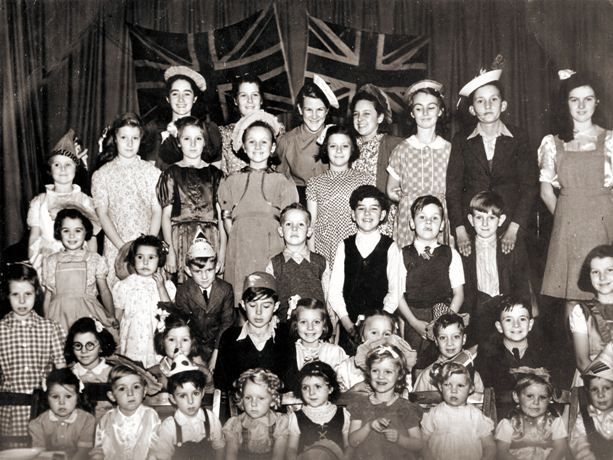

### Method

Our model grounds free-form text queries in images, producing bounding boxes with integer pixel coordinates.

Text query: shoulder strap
[174,417,183,446]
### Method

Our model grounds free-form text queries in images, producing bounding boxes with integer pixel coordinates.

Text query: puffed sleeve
[42,254,57,292]
[538,134,560,188]
[91,169,108,210]
[279,176,299,208]
[112,280,127,312]
[156,168,176,208]
[207,409,226,450]
[494,418,514,443]
[287,412,300,436]
[420,408,435,440]
[472,406,494,438]
[386,142,405,181]
[146,163,162,206]
[398,400,423,429]
[222,415,243,444]
[272,413,290,439]
[569,304,588,334]
[93,253,109,279]
[604,130,613,188]
[27,194,45,228]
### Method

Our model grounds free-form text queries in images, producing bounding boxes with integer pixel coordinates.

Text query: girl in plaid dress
[0,263,66,444]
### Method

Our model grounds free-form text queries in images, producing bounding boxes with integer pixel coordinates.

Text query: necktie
[203,289,209,304]
[512,347,521,361]
[422,246,432,260]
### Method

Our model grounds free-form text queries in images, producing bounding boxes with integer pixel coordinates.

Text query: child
[387,79,452,247]
[0,263,66,443]
[422,362,496,460]
[112,235,176,367]
[154,352,224,460]
[287,362,350,460]
[43,207,115,331]
[218,120,298,304]
[65,317,116,383]
[28,369,95,459]
[347,344,423,460]
[91,362,161,460]
[462,191,531,349]
[157,116,226,282]
[395,195,465,369]
[214,272,291,391]
[278,75,339,205]
[495,367,568,459]
[223,368,289,460]
[92,112,162,286]
[27,129,97,276]
[447,60,538,259]
[328,184,402,354]
[306,124,370,265]
[570,344,613,459]
[174,232,235,369]
[266,203,329,322]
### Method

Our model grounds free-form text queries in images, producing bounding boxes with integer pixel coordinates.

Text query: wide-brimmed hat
[164,66,206,92]
[404,79,444,103]
[106,354,164,395]
[355,335,417,371]
[231,109,284,152]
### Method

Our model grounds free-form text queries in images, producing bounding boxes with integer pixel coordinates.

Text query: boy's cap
[164,65,206,91]
[459,69,502,98]
[585,342,613,382]
[404,79,444,103]
[243,271,277,293]
[165,350,200,377]
[313,74,339,109]
[187,229,216,259]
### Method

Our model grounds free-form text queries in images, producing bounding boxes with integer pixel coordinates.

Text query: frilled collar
[72,358,109,378]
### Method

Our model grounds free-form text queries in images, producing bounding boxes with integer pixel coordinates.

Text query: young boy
[175,232,235,370]
[462,191,531,349]
[155,353,224,460]
[328,185,402,354]
[213,272,291,391]
[395,195,464,369]
[446,65,538,258]
[266,203,329,321]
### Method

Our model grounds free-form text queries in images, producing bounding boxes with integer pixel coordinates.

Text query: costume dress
[28,408,95,455]
[43,248,114,331]
[91,155,161,286]
[112,273,176,367]
[306,169,370,266]
[222,411,289,459]
[157,163,223,283]
[539,127,613,300]
[388,135,452,247]
[218,168,298,303]
[287,403,350,455]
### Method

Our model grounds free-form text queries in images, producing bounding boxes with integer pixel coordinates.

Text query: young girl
[306,125,370,265]
[43,207,115,331]
[0,263,66,443]
[92,112,162,286]
[91,363,161,460]
[65,317,116,384]
[495,367,568,459]
[157,116,226,281]
[387,79,452,247]
[422,362,495,460]
[218,121,298,303]
[287,362,350,460]
[223,368,289,460]
[28,369,95,459]
[28,129,98,276]
[112,235,176,367]
[348,344,423,460]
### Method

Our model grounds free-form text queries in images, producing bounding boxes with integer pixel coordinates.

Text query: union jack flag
[129,5,294,125]
[306,14,429,118]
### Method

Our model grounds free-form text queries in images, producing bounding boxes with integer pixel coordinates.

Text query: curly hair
[365,344,408,394]
[296,361,340,402]
[126,235,167,271]
[431,361,473,389]
[233,368,283,411]
[288,298,333,341]
[64,317,116,364]
[349,184,390,214]
[432,313,466,338]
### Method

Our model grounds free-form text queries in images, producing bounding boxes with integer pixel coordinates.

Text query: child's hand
[382,428,399,443]
[370,417,391,432]
[455,226,471,257]
[411,319,429,340]
[501,224,519,254]
[165,248,177,274]
[216,255,225,275]
[153,270,166,288]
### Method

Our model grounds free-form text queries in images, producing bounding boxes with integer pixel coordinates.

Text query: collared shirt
[587,405,613,440]
[236,322,276,351]
[503,341,528,359]
[467,120,514,161]
[72,359,111,383]
[475,235,499,297]
[265,247,331,298]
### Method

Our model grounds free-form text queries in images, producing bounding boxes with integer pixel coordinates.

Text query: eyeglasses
[72,341,99,351]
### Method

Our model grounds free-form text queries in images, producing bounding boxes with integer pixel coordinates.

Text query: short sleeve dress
[222,411,289,457]
[28,408,95,454]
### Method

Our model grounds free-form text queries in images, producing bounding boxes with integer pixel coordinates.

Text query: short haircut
[316,125,360,167]
[297,81,330,110]
[358,310,398,339]
[297,361,340,402]
[279,202,311,226]
[469,191,505,217]
[242,287,279,303]
[432,361,473,388]
[167,369,208,395]
[65,317,117,364]
[1,263,45,318]
[578,244,613,293]
[186,256,217,270]
[232,74,263,100]
[496,296,532,322]
[108,364,145,388]
[470,80,505,104]
[288,298,333,341]
[53,207,94,241]
[127,235,167,270]
[349,184,390,213]
[410,194,444,219]
[433,313,466,338]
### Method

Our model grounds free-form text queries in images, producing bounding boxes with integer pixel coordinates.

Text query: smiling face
[353,99,383,140]
[300,96,328,133]
[468,210,506,240]
[235,82,262,117]
[73,332,101,369]
[296,308,325,345]
[514,382,551,418]
[115,126,142,159]
[469,84,507,125]
[59,217,87,252]
[178,125,206,162]
[568,85,597,125]
[242,381,273,419]
[352,198,386,234]
[588,377,613,412]
[369,357,400,396]
[327,133,353,170]
[133,245,160,277]
[590,257,613,298]
[361,315,394,342]
[301,375,332,408]
[244,125,274,169]
[167,79,197,118]
[47,383,79,420]
[440,372,472,407]
[109,374,146,416]
[163,326,193,358]
[411,91,442,130]
[49,155,77,187]
[496,304,534,345]
[435,324,466,360]
[8,280,36,319]
[411,203,443,243]
[171,382,204,417]
[242,296,278,330]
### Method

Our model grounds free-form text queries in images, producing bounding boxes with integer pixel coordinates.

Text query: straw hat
[164,66,206,92]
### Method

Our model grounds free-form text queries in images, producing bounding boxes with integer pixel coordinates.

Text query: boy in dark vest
[328,185,402,354]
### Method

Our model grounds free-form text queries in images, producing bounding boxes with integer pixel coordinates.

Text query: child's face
[59,217,87,251]
[242,297,278,329]
[590,257,613,297]
[244,126,274,169]
[468,210,506,240]
[133,245,160,276]
[115,126,142,159]
[495,305,533,344]
[8,280,36,319]
[440,373,472,407]
[514,383,550,418]
[48,383,78,420]
[588,377,613,412]
[327,134,353,170]
[296,309,324,344]
[49,155,76,187]
[73,332,101,369]
[171,382,204,417]
[179,125,206,161]
[369,357,400,396]
[469,84,507,125]
[301,376,332,408]
[411,91,442,130]
[167,79,196,117]
[278,209,311,247]
[163,326,193,358]
[242,381,273,419]
[186,261,216,290]
[361,316,393,342]
[300,97,328,133]
[352,198,386,234]
[568,85,597,125]
[435,324,466,360]
[235,82,262,117]
[108,374,146,416]
[411,203,443,243]
[353,99,383,140]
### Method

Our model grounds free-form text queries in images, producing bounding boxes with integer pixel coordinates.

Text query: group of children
[1,60,612,459]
